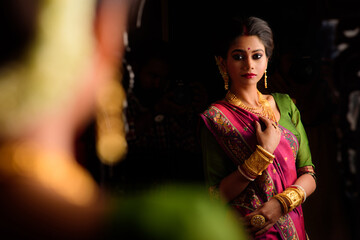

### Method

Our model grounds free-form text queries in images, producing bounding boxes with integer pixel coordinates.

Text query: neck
[19,113,77,158]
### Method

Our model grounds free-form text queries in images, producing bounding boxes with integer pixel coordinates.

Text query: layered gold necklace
[225,90,278,124]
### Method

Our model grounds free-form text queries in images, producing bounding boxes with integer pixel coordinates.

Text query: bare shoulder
[263,94,280,120]
[263,94,276,107]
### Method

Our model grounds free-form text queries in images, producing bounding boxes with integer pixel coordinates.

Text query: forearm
[293,173,317,199]
[219,169,251,202]
[272,171,316,214]
[219,145,275,202]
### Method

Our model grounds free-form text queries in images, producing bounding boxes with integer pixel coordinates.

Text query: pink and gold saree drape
[201,100,307,240]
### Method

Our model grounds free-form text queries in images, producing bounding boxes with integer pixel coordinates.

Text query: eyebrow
[231,49,264,54]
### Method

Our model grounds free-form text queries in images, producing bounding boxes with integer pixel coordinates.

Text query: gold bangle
[275,187,304,213]
[273,195,289,214]
[255,148,273,164]
[242,148,272,176]
[290,185,307,203]
[256,145,275,159]
[285,188,303,211]
[286,187,304,211]
[242,160,261,177]
[238,165,256,181]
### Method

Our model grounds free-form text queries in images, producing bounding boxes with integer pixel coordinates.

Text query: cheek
[261,59,268,70]
[226,65,239,80]
[226,61,242,73]
[259,64,267,73]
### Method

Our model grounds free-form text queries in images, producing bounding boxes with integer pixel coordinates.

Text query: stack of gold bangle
[272,186,306,214]
[239,145,275,180]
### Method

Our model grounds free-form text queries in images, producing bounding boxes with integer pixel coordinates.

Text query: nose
[244,57,254,70]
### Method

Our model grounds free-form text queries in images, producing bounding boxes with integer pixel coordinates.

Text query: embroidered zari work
[200,93,315,240]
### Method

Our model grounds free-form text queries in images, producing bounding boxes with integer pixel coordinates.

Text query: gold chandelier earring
[95,69,128,166]
[223,72,229,90]
[215,56,229,90]
[264,70,268,89]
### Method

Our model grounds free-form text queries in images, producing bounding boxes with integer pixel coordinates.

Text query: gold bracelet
[256,145,275,159]
[242,161,260,177]
[238,165,256,181]
[272,195,289,214]
[255,148,273,164]
[273,187,305,214]
[286,187,304,211]
[290,185,307,203]
[242,147,272,176]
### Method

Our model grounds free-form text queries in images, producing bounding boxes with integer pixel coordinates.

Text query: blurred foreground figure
[0,1,249,239]
[107,184,248,240]
[0,0,128,239]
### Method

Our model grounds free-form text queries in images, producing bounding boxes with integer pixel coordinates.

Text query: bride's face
[223,35,268,89]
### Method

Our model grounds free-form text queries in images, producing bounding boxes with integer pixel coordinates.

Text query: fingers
[244,206,279,236]
[245,216,275,237]
[255,120,262,133]
[244,212,266,231]
[245,214,271,235]
[254,223,274,236]
[255,116,281,155]
[258,116,272,128]
[256,117,279,132]
[260,117,280,134]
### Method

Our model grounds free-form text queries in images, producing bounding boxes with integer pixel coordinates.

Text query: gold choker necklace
[225,90,278,124]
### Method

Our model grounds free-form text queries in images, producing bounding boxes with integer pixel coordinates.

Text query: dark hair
[0,0,39,66]
[215,16,274,59]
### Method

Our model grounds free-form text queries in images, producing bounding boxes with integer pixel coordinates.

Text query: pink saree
[201,100,307,240]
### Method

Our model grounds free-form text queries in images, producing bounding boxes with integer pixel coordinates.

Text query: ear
[219,56,227,69]
[215,56,227,73]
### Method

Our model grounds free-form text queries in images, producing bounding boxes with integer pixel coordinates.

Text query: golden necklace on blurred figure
[0,143,98,206]
[225,90,278,124]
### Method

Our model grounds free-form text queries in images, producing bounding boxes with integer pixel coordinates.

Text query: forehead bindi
[230,35,265,53]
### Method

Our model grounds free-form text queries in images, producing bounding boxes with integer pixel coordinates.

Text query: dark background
[80,1,360,239]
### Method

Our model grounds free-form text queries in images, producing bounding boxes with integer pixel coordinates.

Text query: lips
[242,73,257,79]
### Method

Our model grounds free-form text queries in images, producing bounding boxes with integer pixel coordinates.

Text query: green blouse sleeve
[273,93,314,169]
[200,124,234,187]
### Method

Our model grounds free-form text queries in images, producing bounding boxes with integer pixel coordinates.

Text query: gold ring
[250,214,266,228]
[272,123,278,129]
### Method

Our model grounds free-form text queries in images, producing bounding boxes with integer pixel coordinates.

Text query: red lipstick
[242,73,257,79]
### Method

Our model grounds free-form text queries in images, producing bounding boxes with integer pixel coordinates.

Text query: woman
[0,1,249,239]
[0,0,129,238]
[200,16,316,239]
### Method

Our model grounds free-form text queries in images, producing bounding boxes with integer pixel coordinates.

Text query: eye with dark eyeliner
[253,53,263,59]
[232,54,245,60]
[232,54,243,60]
[231,52,263,61]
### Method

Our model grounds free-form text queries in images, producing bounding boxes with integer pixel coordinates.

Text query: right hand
[244,198,283,236]
[254,116,281,154]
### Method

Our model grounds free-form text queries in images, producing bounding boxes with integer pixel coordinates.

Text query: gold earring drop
[95,70,128,165]
[264,70,268,89]
[215,56,229,90]
[223,72,229,90]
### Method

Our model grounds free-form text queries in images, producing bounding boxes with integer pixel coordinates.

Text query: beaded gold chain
[225,90,278,124]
